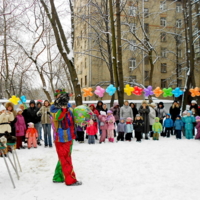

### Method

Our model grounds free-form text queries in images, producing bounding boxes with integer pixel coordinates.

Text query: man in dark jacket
[26,100,41,145]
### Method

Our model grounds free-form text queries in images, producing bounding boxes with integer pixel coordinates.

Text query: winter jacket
[195,121,200,139]
[190,104,200,116]
[125,123,133,133]
[86,125,97,135]
[25,127,38,138]
[152,122,163,133]
[106,115,115,130]
[149,106,156,125]
[174,119,184,130]
[163,118,174,128]
[117,122,126,132]
[96,101,104,114]
[156,108,166,119]
[50,105,76,143]
[37,106,51,124]
[129,103,138,119]
[26,100,40,124]
[182,116,196,130]
[15,115,26,136]
[98,115,108,130]
[0,112,14,134]
[110,104,120,121]
[90,104,99,117]
[170,106,180,121]
[120,105,133,120]
[139,105,150,134]
[133,120,144,132]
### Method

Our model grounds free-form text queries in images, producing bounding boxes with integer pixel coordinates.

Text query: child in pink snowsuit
[106,110,115,142]
[25,122,38,149]
[195,116,200,139]
[98,111,108,143]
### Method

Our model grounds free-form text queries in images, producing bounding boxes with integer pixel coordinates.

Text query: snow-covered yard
[1,136,200,200]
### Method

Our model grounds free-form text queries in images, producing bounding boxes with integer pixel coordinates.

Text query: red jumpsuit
[25,128,38,148]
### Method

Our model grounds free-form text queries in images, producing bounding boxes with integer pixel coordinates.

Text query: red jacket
[86,125,97,135]
[90,104,99,117]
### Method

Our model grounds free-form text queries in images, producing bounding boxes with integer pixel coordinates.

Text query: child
[133,114,144,142]
[163,113,173,138]
[152,117,162,140]
[182,111,196,139]
[195,116,200,139]
[174,116,184,139]
[86,120,97,144]
[182,111,187,136]
[76,125,85,143]
[98,111,107,144]
[106,110,115,143]
[125,117,133,141]
[15,108,26,149]
[117,118,126,142]
[25,122,38,149]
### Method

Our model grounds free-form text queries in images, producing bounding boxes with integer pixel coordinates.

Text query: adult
[102,104,108,113]
[37,101,43,141]
[50,89,82,186]
[111,103,120,124]
[129,103,138,119]
[149,103,156,137]
[156,102,166,123]
[190,100,199,116]
[26,100,41,145]
[169,101,180,122]
[96,101,104,114]
[0,105,14,137]
[5,102,17,136]
[120,100,133,120]
[37,100,52,148]
[138,100,150,139]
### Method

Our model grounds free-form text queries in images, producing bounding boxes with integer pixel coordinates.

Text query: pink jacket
[98,115,108,130]
[106,115,115,130]
[15,115,26,136]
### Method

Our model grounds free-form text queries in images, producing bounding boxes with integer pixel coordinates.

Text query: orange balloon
[189,87,200,97]
[153,87,163,97]
[82,87,93,97]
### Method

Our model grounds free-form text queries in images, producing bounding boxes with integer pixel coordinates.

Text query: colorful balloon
[73,105,93,126]
[189,87,200,97]
[94,86,105,98]
[9,95,20,105]
[163,87,173,97]
[124,84,134,96]
[144,86,154,97]
[132,86,143,96]
[106,84,116,96]
[82,87,93,97]
[153,87,163,97]
[20,95,27,103]
[172,87,184,97]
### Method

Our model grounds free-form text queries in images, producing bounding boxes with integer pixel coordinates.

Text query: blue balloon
[20,95,27,103]
[106,84,116,96]
[172,87,184,97]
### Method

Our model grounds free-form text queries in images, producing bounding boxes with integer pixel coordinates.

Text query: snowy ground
[1,135,200,200]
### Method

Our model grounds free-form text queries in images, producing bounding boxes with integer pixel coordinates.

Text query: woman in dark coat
[138,100,150,139]
[190,100,199,117]
[169,101,181,122]
[129,103,138,119]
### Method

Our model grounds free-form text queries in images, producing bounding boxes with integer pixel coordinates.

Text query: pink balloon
[94,86,105,98]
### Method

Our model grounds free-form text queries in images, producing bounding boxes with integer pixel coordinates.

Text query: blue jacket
[164,118,173,128]
[174,119,184,130]
[117,122,126,132]
[125,123,133,133]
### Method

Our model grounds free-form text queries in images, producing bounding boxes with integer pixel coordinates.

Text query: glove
[47,111,50,115]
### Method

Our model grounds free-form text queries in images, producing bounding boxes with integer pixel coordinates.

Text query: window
[161,63,167,73]
[178,49,182,57]
[81,78,83,87]
[161,48,167,58]
[161,79,167,88]
[161,32,166,42]
[178,64,182,75]
[160,17,166,26]
[130,23,136,33]
[160,1,166,10]
[129,58,136,70]
[176,4,182,13]
[176,19,182,28]
[144,55,149,65]
[85,75,87,85]
[177,79,182,87]
[144,23,149,33]
[85,58,87,68]
[129,6,137,17]
[145,71,149,80]
[176,34,182,44]
[129,40,136,51]
[144,8,149,17]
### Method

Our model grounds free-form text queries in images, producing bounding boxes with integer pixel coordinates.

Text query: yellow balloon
[124,84,134,96]
[9,95,20,105]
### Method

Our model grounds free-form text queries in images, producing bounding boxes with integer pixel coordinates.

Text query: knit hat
[16,108,22,113]
[155,117,160,121]
[100,111,106,116]
[120,118,124,121]
[54,89,66,97]
[151,102,156,107]
[28,122,34,128]
[191,100,197,104]
[166,113,171,116]
[196,116,200,120]
[187,111,192,115]
[136,114,141,117]
[126,117,132,121]
[107,110,113,114]
[0,105,6,112]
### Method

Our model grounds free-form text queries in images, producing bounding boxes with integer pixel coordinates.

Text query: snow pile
[1,136,200,200]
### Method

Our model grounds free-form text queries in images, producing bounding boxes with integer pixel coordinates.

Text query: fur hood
[5,102,16,116]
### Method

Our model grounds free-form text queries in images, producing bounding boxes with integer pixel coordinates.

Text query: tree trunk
[148,50,154,86]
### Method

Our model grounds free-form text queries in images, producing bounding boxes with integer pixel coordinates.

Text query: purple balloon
[144,86,154,97]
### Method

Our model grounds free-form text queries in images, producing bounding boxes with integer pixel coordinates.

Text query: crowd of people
[0,99,200,149]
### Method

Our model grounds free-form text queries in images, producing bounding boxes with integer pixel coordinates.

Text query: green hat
[54,89,66,97]
[155,117,160,121]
